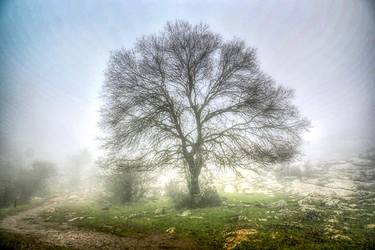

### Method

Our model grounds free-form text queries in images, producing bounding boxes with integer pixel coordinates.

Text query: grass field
[36,193,375,249]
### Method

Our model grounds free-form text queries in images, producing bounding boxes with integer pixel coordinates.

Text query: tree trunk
[189,173,200,196]
[188,171,201,207]
[186,154,203,207]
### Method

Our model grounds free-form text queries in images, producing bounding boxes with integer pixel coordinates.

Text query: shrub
[198,186,222,207]
[166,181,222,208]
[0,160,56,207]
[106,169,148,203]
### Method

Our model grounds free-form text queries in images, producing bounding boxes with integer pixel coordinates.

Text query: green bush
[166,181,222,208]
[106,169,148,204]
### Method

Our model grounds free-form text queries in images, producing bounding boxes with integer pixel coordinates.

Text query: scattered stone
[127,213,137,219]
[237,215,251,222]
[298,193,321,206]
[271,232,279,240]
[327,218,339,224]
[324,198,340,207]
[68,217,84,222]
[366,224,375,229]
[272,200,287,209]
[325,225,341,235]
[258,218,267,222]
[331,234,352,241]
[333,210,344,215]
[166,227,176,234]
[180,210,192,217]
[67,195,79,200]
[154,208,165,215]
[224,229,258,250]
[254,201,266,207]
[189,216,204,219]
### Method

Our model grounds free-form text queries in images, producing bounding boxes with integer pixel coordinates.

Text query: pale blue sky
[1,0,374,162]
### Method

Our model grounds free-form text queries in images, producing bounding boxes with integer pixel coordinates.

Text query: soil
[0,197,197,250]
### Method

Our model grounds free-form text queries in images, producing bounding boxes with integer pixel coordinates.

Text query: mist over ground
[1,0,374,164]
[0,1,374,249]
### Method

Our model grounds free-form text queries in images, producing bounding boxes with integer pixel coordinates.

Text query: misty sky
[1,0,374,163]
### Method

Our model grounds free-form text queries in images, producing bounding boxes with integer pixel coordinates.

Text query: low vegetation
[37,193,375,249]
[0,160,56,208]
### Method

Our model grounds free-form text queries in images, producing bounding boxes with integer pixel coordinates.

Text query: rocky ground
[0,195,197,249]
[0,152,374,249]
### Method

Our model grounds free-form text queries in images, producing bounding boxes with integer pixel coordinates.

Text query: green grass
[38,193,375,249]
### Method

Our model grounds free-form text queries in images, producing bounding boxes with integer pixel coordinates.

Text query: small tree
[102,160,150,203]
[101,21,309,205]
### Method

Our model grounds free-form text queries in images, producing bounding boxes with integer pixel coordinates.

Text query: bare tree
[101,21,309,202]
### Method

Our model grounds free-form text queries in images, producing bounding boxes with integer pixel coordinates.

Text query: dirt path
[0,197,196,250]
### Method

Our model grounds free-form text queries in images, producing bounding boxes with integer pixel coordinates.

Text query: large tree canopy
[101,21,309,198]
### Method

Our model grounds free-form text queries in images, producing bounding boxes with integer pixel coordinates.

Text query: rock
[327,218,339,224]
[127,213,137,219]
[154,208,165,215]
[325,224,341,235]
[333,210,344,215]
[258,218,267,222]
[331,234,352,241]
[180,210,191,217]
[189,216,204,219]
[272,200,287,208]
[224,229,257,250]
[254,201,266,207]
[67,195,80,200]
[366,224,375,229]
[237,215,251,222]
[166,227,176,234]
[323,198,340,207]
[68,217,84,222]
[271,232,279,240]
[298,193,324,206]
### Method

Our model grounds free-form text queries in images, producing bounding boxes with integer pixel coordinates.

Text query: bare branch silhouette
[101,21,309,199]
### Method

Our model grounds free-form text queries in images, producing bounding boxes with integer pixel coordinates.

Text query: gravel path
[0,197,196,250]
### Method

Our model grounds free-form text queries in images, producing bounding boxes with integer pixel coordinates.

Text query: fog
[0,2,375,248]
[1,0,374,164]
